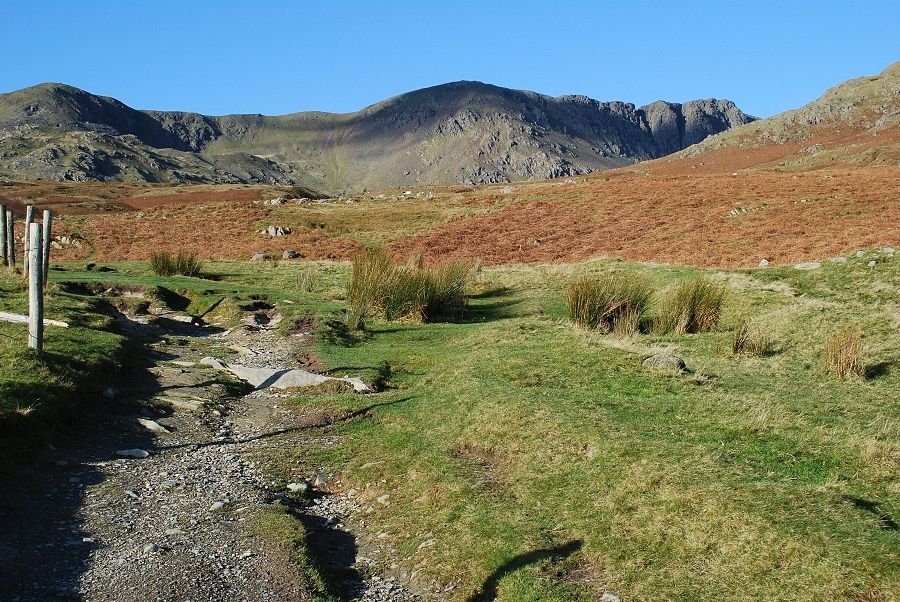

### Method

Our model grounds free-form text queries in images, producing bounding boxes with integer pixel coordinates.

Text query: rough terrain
[0,296,418,601]
[0,80,752,190]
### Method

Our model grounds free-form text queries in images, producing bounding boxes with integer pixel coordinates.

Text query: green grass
[0,271,129,465]
[566,272,653,334]
[281,255,898,601]
[21,255,899,600]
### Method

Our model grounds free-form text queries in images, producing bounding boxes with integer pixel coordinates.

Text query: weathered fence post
[6,210,14,267]
[28,223,43,354]
[23,205,35,276]
[42,209,52,286]
[0,204,6,266]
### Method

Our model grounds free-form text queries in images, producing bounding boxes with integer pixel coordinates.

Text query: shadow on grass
[466,540,584,602]
[845,496,899,531]
[323,319,371,348]
[864,360,895,380]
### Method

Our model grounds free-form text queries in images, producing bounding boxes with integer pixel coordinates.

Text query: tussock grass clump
[566,273,653,335]
[655,277,726,334]
[824,327,863,377]
[345,248,473,329]
[150,251,203,277]
[732,315,775,355]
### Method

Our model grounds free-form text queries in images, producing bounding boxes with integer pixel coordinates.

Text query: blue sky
[2,1,897,118]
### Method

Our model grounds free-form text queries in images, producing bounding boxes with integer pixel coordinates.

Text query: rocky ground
[0,300,418,601]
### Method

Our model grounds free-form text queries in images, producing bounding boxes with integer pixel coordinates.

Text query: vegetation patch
[655,276,727,334]
[566,273,653,334]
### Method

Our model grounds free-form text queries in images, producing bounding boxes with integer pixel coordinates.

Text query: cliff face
[0,80,755,191]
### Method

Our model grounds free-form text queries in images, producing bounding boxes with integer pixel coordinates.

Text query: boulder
[250,253,269,262]
[758,259,769,267]
[642,353,686,372]
[282,249,301,260]
[266,225,292,237]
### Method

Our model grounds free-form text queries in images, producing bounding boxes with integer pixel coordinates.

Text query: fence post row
[42,210,52,286]
[27,223,43,354]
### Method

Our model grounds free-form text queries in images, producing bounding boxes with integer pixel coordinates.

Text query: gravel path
[0,302,418,601]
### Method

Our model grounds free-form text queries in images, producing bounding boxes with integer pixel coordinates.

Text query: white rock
[855,250,866,258]
[868,260,877,267]
[829,256,847,264]
[883,246,895,255]
[137,418,169,433]
[313,472,327,487]
[143,543,161,554]
[116,449,150,459]
[600,593,622,602]
[758,259,769,267]
[164,528,185,536]
[209,501,225,512]
[376,494,390,505]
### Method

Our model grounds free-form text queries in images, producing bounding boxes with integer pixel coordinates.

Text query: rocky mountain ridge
[0,80,755,191]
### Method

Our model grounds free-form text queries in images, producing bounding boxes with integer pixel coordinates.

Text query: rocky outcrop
[0,81,755,190]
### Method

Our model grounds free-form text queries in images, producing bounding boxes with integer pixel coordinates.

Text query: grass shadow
[467,539,583,602]
[845,496,899,531]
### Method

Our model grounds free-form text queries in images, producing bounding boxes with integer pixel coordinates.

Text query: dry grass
[149,251,203,277]
[345,248,474,329]
[824,327,864,377]
[732,315,775,355]
[566,273,653,334]
[655,277,727,334]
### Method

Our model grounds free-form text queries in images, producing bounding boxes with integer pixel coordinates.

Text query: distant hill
[649,61,900,174]
[0,81,753,192]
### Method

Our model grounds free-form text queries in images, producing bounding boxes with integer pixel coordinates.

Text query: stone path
[0,299,418,601]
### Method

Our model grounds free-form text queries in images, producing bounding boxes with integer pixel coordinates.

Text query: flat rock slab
[200,357,371,393]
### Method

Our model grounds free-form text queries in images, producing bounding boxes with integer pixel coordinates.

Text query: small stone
[282,249,301,260]
[882,246,894,255]
[161,480,177,489]
[239,550,253,559]
[82,537,95,543]
[137,418,169,433]
[829,256,847,264]
[376,494,390,506]
[164,528,185,536]
[250,253,269,262]
[209,501,225,512]
[642,353,686,372]
[600,593,622,602]
[313,473,327,488]
[143,543,161,554]
[758,259,769,267]
[855,250,866,258]
[867,260,876,267]
[116,449,150,459]
[125,490,140,499]
[286,482,308,494]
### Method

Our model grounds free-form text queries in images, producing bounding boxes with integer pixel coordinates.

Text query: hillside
[649,61,900,174]
[0,81,752,191]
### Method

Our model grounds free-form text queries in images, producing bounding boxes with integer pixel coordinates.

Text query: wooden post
[42,210,52,286]
[6,210,14,267]
[23,205,35,276]
[0,204,6,266]
[28,223,43,354]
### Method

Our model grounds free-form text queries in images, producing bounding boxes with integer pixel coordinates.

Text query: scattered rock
[882,246,895,255]
[313,473,327,488]
[137,418,170,433]
[376,494,390,506]
[209,501,225,512]
[265,225,292,237]
[200,357,371,392]
[250,253,269,262]
[793,261,821,270]
[855,250,866,258]
[868,260,877,267]
[600,593,622,602]
[830,256,847,264]
[758,259,769,267]
[164,528,185,536]
[282,249,301,259]
[143,543,161,554]
[116,449,150,459]
[642,353,686,372]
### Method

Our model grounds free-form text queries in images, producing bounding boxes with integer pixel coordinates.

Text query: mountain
[649,61,900,174]
[0,81,754,192]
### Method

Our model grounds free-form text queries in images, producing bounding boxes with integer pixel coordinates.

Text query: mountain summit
[0,81,754,191]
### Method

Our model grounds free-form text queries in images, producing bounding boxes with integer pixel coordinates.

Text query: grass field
[24,248,896,600]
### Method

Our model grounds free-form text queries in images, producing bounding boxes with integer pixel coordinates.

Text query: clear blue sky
[2,0,897,118]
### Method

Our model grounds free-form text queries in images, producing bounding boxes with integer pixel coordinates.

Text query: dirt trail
[0,301,417,601]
